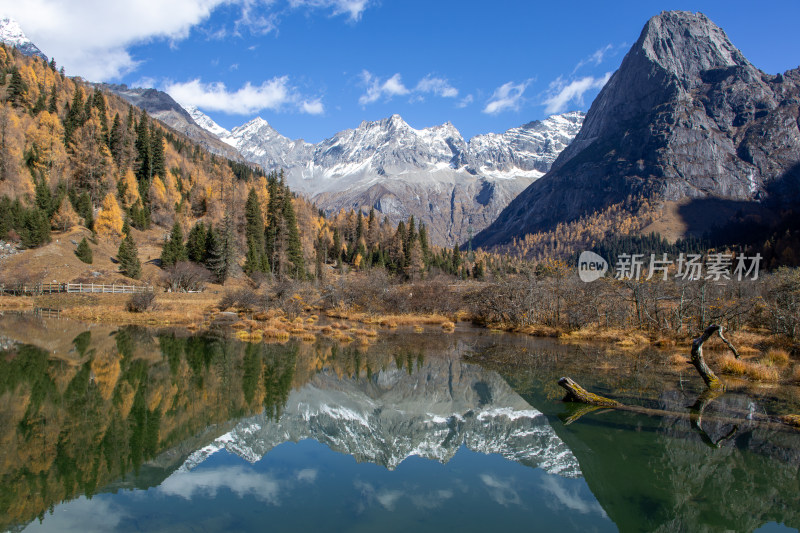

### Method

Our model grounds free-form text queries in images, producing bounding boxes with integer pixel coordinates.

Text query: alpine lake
[1,311,798,533]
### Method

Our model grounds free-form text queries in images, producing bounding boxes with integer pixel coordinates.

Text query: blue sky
[2,0,799,142]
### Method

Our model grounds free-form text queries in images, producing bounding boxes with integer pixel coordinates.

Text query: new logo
[578,251,608,282]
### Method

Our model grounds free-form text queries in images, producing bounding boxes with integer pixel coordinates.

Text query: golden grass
[668,353,689,367]
[562,324,650,347]
[762,348,790,367]
[262,328,290,340]
[441,321,455,331]
[0,296,33,310]
[517,324,561,338]
[719,354,780,382]
[413,326,424,333]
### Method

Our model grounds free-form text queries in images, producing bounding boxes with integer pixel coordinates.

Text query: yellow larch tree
[95,193,124,240]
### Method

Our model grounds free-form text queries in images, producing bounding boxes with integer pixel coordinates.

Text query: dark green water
[0,313,798,532]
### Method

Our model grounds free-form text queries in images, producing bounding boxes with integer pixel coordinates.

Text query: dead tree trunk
[691,324,725,390]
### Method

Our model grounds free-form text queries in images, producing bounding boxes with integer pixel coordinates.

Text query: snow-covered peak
[0,17,46,60]
[186,106,230,138]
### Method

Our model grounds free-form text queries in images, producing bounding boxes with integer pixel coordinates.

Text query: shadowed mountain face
[179,356,580,477]
[474,10,800,249]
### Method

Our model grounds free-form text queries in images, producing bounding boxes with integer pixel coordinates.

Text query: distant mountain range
[474,10,800,249]
[190,108,584,245]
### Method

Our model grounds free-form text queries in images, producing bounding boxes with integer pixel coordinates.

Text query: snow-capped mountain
[186,105,231,138]
[0,17,46,60]
[177,357,580,477]
[191,109,584,245]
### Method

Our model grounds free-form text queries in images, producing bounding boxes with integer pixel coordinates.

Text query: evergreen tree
[63,87,84,145]
[204,225,226,283]
[243,187,268,274]
[264,174,280,263]
[75,237,93,264]
[47,84,58,113]
[186,222,207,263]
[451,244,462,274]
[109,113,124,163]
[135,110,151,184]
[282,192,304,278]
[150,127,165,179]
[7,68,27,107]
[160,220,187,268]
[117,233,141,279]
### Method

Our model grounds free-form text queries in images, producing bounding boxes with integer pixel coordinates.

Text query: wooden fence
[0,282,154,296]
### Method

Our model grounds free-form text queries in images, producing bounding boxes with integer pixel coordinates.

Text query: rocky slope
[474,10,800,249]
[191,109,584,245]
[0,17,46,60]
[177,356,580,477]
[96,84,244,161]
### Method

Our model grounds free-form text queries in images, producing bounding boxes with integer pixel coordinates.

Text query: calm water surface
[0,313,798,532]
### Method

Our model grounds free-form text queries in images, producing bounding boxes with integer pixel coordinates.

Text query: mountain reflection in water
[1,315,799,532]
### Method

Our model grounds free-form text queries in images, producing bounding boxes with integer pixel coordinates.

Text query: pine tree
[186,222,207,263]
[117,233,141,279]
[7,68,27,107]
[451,244,462,274]
[75,237,93,264]
[135,110,151,184]
[63,87,84,145]
[243,187,268,274]
[282,192,305,278]
[204,225,227,283]
[150,127,165,179]
[48,84,58,113]
[160,220,187,268]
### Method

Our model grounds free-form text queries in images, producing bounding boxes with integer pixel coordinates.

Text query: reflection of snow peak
[181,359,581,478]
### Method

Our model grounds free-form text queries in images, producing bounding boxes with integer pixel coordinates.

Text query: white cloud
[572,44,613,73]
[456,94,474,108]
[358,71,410,105]
[21,496,127,533]
[540,476,606,516]
[479,474,521,507]
[301,99,325,115]
[0,0,229,80]
[0,0,371,81]
[542,73,611,114]
[415,75,458,98]
[159,467,281,503]
[288,0,373,21]
[165,77,323,115]
[295,468,318,483]
[483,80,530,115]
[359,71,461,106]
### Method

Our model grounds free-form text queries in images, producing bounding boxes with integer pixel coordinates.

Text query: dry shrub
[668,353,689,367]
[219,288,264,312]
[791,365,800,383]
[518,325,560,337]
[162,261,210,292]
[441,321,455,330]
[762,348,790,367]
[126,292,155,313]
[320,326,334,335]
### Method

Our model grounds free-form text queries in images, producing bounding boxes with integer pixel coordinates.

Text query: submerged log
[558,377,622,407]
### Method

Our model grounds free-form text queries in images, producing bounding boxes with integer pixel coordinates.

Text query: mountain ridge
[191,108,584,245]
[473,10,800,250]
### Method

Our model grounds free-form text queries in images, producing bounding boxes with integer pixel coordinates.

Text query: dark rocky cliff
[474,11,800,249]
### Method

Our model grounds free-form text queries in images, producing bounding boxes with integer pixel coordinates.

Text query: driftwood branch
[691,324,726,390]
[558,376,798,431]
[716,326,741,359]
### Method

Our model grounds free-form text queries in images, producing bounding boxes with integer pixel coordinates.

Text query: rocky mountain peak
[474,10,800,250]
[637,11,749,84]
[0,17,47,60]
